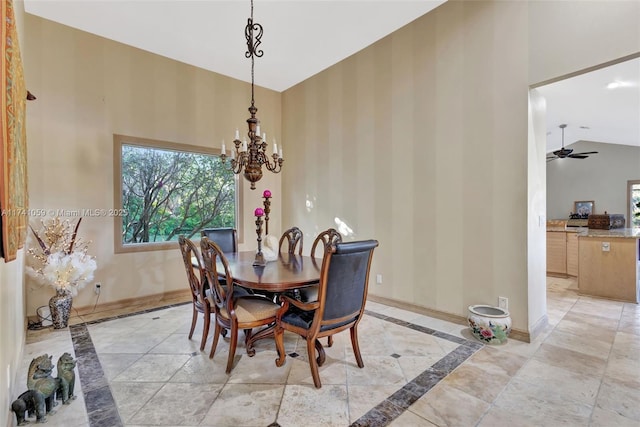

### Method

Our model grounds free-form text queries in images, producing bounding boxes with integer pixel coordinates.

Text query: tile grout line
[71,303,482,427]
[349,311,483,427]
[69,302,191,427]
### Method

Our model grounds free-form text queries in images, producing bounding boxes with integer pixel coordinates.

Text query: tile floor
[16,277,640,427]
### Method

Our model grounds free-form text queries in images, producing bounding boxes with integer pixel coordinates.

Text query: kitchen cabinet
[547,231,567,275]
[566,232,579,276]
[578,231,640,303]
[546,228,580,277]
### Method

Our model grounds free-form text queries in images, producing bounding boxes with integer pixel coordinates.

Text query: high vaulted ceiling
[23,0,447,92]
[23,1,640,153]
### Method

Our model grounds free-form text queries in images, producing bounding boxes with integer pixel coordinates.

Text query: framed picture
[574,200,594,216]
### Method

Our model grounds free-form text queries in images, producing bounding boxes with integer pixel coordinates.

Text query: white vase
[467,305,511,344]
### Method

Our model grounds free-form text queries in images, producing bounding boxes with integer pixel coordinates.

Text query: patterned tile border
[69,303,483,427]
[351,310,483,426]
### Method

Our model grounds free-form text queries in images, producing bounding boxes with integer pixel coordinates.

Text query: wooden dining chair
[200,237,281,373]
[310,228,343,259]
[274,239,379,388]
[299,228,343,303]
[279,226,303,255]
[200,227,238,253]
[178,236,212,351]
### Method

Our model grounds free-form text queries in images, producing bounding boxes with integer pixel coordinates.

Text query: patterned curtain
[0,0,28,261]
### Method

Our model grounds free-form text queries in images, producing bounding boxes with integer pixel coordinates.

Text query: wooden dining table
[223,251,321,292]
[216,251,322,355]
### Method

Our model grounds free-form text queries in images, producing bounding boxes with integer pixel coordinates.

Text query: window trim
[113,134,243,253]
[627,179,640,229]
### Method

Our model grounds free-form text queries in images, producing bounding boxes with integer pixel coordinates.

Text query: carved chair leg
[307,338,322,388]
[274,326,286,367]
[226,325,239,374]
[188,305,198,339]
[315,339,326,366]
[350,326,364,368]
[327,336,333,347]
[200,310,211,351]
[209,322,222,359]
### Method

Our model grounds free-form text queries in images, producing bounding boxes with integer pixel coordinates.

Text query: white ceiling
[536,57,640,152]
[23,1,640,153]
[23,0,446,92]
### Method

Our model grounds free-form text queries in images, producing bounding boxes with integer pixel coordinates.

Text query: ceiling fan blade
[546,157,558,162]
[567,154,589,159]
[573,151,598,155]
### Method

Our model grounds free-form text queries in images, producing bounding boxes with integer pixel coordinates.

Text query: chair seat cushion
[219,296,280,323]
[281,308,357,331]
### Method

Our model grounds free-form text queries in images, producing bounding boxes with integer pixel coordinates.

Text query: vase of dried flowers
[26,217,97,329]
[49,288,73,328]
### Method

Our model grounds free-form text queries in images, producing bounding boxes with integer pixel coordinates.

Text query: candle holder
[263,189,271,235]
[253,208,266,267]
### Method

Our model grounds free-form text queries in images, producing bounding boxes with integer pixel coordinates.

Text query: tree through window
[114,135,240,252]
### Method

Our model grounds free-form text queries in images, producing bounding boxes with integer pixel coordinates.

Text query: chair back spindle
[279,226,304,255]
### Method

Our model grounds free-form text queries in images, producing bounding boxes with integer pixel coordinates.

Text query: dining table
[214,251,322,355]
[223,251,321,293]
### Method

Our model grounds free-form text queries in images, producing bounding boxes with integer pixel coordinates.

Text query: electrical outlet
[498,296,508,311]
[376,274,383,285]
[95,282,101,295]
[602,242,610,252]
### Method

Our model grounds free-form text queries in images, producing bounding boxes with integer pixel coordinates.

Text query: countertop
[547,219,639,238]
[547,219,567,232]
[577,228,640,239]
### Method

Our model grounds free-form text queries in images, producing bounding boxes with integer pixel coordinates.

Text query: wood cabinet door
[547,231,567,275]
[566,232,579,276]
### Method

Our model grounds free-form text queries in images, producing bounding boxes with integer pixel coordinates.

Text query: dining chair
[279,226,303,255]
[310,228,342,259]
[274,239,379,388]
[200,227,238,253]
[178,236,212,351]
[200,237,281,373]
[298,228,343,303]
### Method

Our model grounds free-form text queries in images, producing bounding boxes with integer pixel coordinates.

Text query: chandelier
[220,0,283,190]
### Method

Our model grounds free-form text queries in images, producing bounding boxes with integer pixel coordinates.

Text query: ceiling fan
[546,124,598,162]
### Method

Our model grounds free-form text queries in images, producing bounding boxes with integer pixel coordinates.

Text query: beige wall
[0,251,26,426]
[529,0,640,85]
[282,1,531,329]
[21,14,282,316]
[281,0,640,335]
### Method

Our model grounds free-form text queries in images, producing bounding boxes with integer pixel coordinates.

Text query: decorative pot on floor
[49,289,73,329]
[467,305,511,344]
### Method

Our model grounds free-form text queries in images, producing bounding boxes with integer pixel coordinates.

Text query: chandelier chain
[245,0,263,107]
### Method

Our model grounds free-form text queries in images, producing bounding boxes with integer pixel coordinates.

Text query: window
[114,134,242,253]
[628,180,640,228]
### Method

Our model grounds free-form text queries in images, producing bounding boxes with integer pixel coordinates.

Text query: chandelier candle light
[253,207,266,266]
[220,0,283,190]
